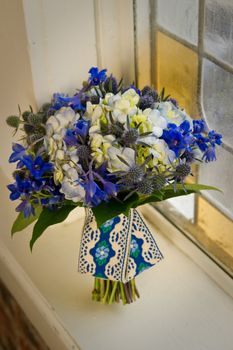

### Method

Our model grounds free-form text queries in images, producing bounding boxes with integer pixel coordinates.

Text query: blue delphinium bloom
[22,156,53,180]
[194,133,209,152]
[88,67,107,86]
[84,180,108,207]
[52,93,72,110]
[64,120,90,147]
[9,143,26,168]
[201,131,222,162]
[69,94,84,111]
[208,130,222,146]
[16,199,35,218]
[74,119,90,139]
[103,181,117,197]
[192,121,222,162]
[7,175,32,201]
[193,119,207,134]
[162,120,193,157]
[202,146,217,162]
[64,129,78,146]
[51,93,84,112]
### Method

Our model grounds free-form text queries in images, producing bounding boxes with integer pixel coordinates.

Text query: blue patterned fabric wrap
[78,209,163,282]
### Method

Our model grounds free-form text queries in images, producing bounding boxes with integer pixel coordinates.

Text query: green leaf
[134,183,221,208]
[11,206,42,236]
[164,183,221,194]
[30,205,76,250]
[132,192,164,207]
[87,183,221,228]
[92,193,139,227]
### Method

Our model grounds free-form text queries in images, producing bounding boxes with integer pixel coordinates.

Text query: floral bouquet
[6,67,222,305]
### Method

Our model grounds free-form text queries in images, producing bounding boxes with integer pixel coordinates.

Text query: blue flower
[84,180,108,206]
[74,119,90,139]
[64,129,77,146]
[95,245,110,260]
[193,120,207,134]
[162,121,193,156]
[22,156,53,180]
[194,133,209,152]
[51,93,85,111]
[202,146,216,162]
[88,67,107,86]
[103,181,117,197]
[16,199,35,218]
[192,125,222,161]
[51,93,72,110]
[208,130,222,146]
[9,143,26,168]
[7,175,32,201]
[69,94,84,110]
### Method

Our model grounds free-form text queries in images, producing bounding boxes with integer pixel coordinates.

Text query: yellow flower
[54,166,64,184]
[90,134,103,149]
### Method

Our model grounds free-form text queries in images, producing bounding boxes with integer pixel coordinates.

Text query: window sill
[0,205,233,350]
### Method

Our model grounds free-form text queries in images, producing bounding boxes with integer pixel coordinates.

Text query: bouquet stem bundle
[92,278,139,304]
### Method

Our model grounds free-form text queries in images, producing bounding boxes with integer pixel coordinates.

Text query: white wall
[22,0,135,105]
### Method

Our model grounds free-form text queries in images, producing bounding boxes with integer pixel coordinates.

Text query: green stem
[100,279,105,300]
[123,282,131,304]
[109,281,118,304]
[92,278,139,304]
[102,280,110,304]
[131,279,136,301]
[119,282,127,305]
[92,278,100,301]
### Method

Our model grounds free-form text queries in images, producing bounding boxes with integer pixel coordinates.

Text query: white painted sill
[0,205,233,350]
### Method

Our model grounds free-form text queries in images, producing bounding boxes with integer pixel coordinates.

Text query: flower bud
[6,115,20,128]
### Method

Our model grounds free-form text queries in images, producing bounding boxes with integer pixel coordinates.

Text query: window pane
[205,0,233,67]
[199,146,233,220]
[202,59,233,150]
[156,31,199,116]
[196,196,233,273]
[157,0,199,45]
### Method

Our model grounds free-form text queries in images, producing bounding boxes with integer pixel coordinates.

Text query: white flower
[157,101,192,126]
[150,139,176,165]
[107,147,135,172]
[147,109,167,137]
[46,107,80,134]
[121,88,140,106]
[85,102,103,123]
[104,89,140,124]
[56,150,65,160]
[60,166,85,203]
[90,133,104,149]
[90,134,115,165]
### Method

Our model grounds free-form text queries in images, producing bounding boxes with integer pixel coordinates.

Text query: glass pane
[205,0,233,67]
[199,146,233,221]
[157,0,199,45]
[156,31,199,116]
[202,59,233,150]
[196,196,233,273]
